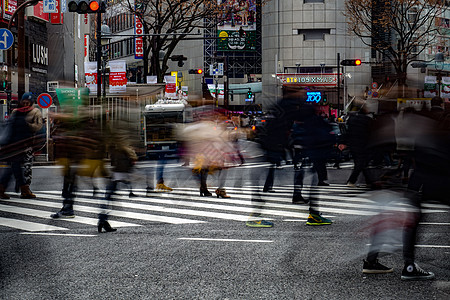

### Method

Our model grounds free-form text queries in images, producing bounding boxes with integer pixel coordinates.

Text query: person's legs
[215,168,230,198]
[312,157,328,184]
[348,152,363,184]
[199,168,211,196]
[156,155,172,191]
[51,163,77,218]
[401,168,434,280]
[263,165,275,192]
[98,179,118,233]
[247,164,272,228]
[292,167,308,204]
[0,164,13,199]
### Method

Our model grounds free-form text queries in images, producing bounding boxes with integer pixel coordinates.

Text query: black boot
[98,220,117,233]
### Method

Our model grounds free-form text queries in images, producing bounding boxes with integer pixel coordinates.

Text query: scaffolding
[203,1,262,79]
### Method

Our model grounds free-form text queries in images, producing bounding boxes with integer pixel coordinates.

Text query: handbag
[0,121,12,146]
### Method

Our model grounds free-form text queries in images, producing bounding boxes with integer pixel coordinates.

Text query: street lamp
[435,52,445,97]
[100,22,111,99]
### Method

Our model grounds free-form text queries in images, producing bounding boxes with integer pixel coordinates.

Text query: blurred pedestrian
[99,130,138,233]
[0,92,43,199]
[292,103,335,225]
[245,97,300,227]
[50,100,96,218]
[360,97,448,280]
[340,106,377,188]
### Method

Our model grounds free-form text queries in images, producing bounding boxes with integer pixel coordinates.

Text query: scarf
[14,106,34,113]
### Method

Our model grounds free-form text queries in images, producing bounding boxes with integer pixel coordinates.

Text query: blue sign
[0,29,14,50]
[37,93,53,109]
[306,91,322,103]
[43,0,57,13]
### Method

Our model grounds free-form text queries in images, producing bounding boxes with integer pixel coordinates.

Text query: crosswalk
[0,184,448,233]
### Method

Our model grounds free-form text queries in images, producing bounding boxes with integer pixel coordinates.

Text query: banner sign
[441,77,450,98]
[55,88,89,115]
[181,86,188,100]
[3,0,17,20]
[217,0,256,31]
[146,76,157,84]
[134,15,144,59]
[207,84,224,100]
[276,73,340,87]
[164,75,177,99]
[28,1,50,22]
[109,60,127,93]
[50,0,64,24]
[84,61,98,94]
[217,30,256,51]
[424,76,438,98]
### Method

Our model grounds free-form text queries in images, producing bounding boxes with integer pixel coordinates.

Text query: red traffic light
[189,69,203,74]
[341,59,362,66]
[89,0,99,11]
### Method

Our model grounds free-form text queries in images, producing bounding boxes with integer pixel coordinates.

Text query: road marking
[0,216,67,232]
[0,204,140,228]
[71,190,310,219]
[3,198,205,224]
[21,232,97,237]
[419,222,450,225]
[366,243,450,249]
[415,245,450,248]
[178,237,273,243]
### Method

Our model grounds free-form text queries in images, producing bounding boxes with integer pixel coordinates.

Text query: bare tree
[344,0,447,87]
[118,0,218,83]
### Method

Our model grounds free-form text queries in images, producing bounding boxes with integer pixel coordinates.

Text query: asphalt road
[0,142,449,299]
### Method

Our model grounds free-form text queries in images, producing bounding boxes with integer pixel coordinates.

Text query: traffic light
[411,62,428,68]
[247,89,253,99]
[322,93,328,105]
[341,59,362,66]
[68,0,106,13]
[170,55,187,67]
[189,69,203,74]
[0,80,6,91]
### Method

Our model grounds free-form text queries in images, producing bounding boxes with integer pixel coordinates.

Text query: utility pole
[337,53,341,116]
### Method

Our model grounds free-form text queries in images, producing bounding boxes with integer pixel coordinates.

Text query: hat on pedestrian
[21,92,33,101]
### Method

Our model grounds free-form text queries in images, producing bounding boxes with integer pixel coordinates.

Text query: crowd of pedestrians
[0,92,448,282]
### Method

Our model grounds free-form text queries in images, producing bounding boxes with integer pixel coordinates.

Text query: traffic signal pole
[97,11,102,101]
[337,52,340,117]
[6,0,40,110]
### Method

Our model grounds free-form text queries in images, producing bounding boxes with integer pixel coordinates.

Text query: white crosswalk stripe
[0,183,448,233]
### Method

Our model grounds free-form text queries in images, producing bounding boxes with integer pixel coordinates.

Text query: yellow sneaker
[156,183,173,192]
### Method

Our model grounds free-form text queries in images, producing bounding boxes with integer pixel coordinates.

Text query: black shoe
[263,188,275,193]
[98,220,117,233]
[401,263,435,281]
[318,181,330,186]
[362,259,393,274]
[129,192,137,198]
[292,194,309,204]
[200,188,212,197]
[50,210,75,219]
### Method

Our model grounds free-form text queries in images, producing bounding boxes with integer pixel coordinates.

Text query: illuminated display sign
[217,0,257,51]
[276,73,341,87]
[306,92,321,103]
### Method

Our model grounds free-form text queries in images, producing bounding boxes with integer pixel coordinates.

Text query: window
[297,29,331,40]
[304,0,324,3]
[407,7,418,23]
